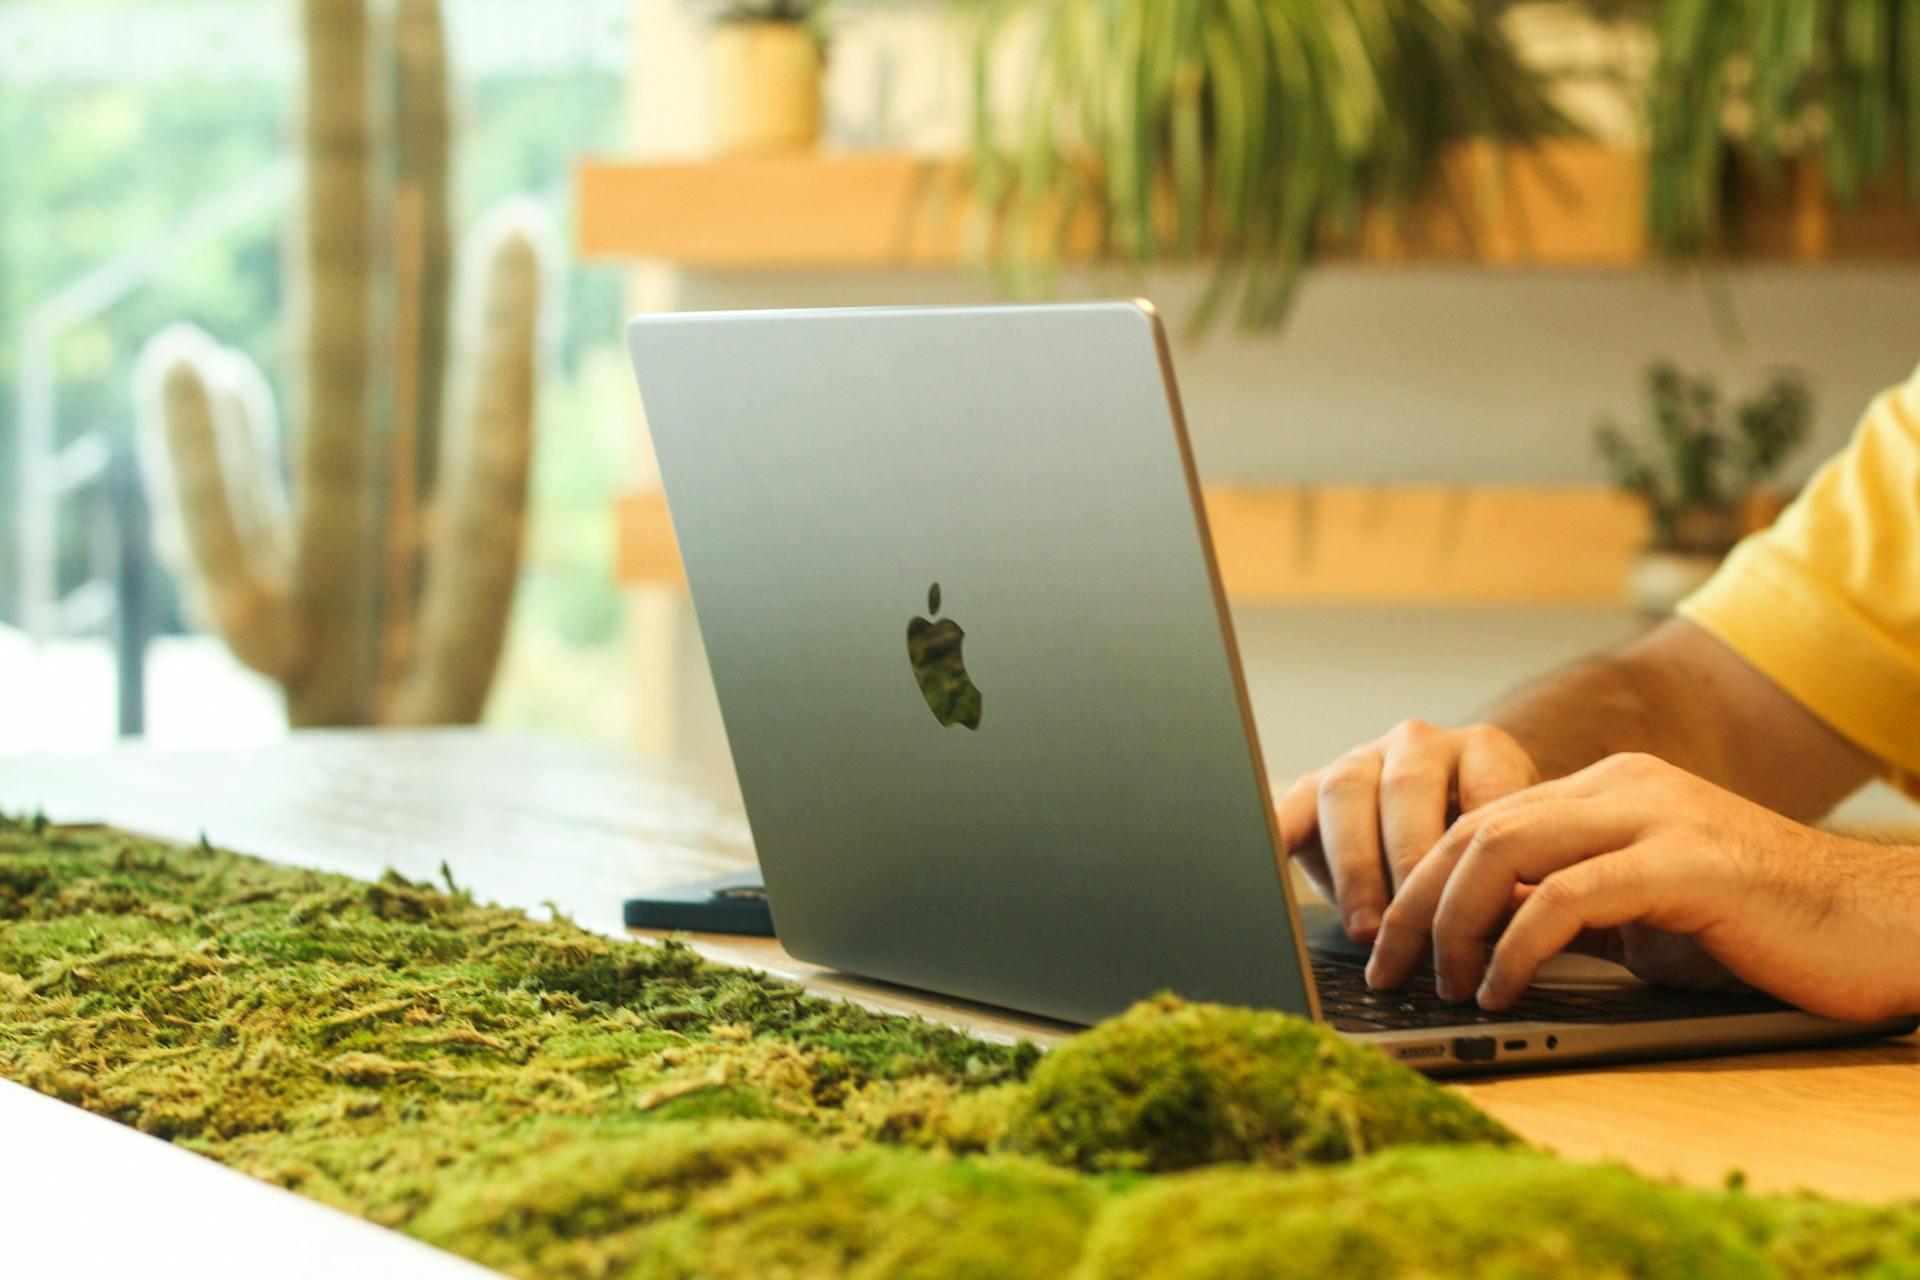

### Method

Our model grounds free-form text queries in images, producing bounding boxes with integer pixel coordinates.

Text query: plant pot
[710,21,822,155]
[1626,548,1726,618]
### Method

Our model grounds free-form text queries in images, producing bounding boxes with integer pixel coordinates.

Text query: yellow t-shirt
[1679,364,1920,795]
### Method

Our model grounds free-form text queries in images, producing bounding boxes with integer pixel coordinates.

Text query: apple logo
[906,582,983,730]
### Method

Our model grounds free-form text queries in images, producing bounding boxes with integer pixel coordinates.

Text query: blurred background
[4,0,1919,813]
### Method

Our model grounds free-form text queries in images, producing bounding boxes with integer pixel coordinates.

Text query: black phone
[623,870,774,937]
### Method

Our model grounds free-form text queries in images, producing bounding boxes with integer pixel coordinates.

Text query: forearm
[1483,619,1879,821]
[1487,651,1713,785]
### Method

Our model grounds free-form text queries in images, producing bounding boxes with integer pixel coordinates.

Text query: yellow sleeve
[1677,364,1920,796]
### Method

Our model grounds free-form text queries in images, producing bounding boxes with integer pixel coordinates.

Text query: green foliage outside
[9,817,1920,1278]
[2,0,631,741]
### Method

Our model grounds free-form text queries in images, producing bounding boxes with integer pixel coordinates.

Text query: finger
[1371,755,1676,991]
[1478,851,1655,1010]
[1513,885,1628,961]
[1293,844,1334,906]
[1430,798,1647,1000]
[1277,771,1322,857]
[1378,726,1462,892]
[1317,750,1389,942]
[1364,783,1571,991]
[1276,772,1335,904]
[1456,725,1539,811]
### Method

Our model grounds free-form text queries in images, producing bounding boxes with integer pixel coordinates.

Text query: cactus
[136,0,546,727]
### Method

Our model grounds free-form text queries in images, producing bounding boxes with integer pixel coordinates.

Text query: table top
[7,728,1920,1204]
[0,1079,497,1280]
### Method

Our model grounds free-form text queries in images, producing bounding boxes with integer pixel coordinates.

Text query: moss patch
[1077,1147,1776,1280]
[634,1147,1100,1279]
[7,816,1919,1278]
[0,819,1035,1232]
[1006,994,1516,1172]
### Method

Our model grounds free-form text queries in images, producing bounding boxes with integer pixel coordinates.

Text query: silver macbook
[626,300,1916,1074]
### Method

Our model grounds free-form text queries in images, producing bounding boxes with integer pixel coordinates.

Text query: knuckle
[1386,843,1428,878]
[1378,899,1421,939]
[1378,761,1442,796]
[1318,757,1377,799]
[1466,811,1520,858]
[1603,751,1660,779]
[1460,723,1502,750]
[1333,844,1385,881]
[1530,874,1583,915]
[1587,853,1638,896]
[1461,723,1518,759]
[1389,717,1436,743]
[1487,934,1529,976]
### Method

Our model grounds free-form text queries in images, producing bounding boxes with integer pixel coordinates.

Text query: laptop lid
[627,301,1318,1025]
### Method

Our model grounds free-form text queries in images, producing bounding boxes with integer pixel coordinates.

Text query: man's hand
[1278,720,1538,943]
[1366,752,1920,1023]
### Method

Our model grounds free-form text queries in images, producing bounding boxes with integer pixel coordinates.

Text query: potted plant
[1646,0,1920,259]
[1595,363,1812,616]
[966,0,1573,331]
[709,0,828,154]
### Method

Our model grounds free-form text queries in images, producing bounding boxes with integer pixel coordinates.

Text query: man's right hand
[1277,720,1539,944]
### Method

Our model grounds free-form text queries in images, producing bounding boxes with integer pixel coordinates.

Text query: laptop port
[1503,1039,1528,1051]
[1394,1043,1445,1061]
[1452,1036,1497,1063]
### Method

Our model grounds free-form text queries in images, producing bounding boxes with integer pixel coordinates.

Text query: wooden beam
[576,143,1920,270]
[578,153,974,269]
[617,485,1651,607]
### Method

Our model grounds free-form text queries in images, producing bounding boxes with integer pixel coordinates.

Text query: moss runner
[3,816,1916,1278]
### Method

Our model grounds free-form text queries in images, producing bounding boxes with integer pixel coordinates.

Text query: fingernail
[1435,974,1457,1002]
[1346,908,1381,941]
[1476,978,1500,1009]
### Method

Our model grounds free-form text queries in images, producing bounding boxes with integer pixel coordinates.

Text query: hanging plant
[966,0,1575,332]
[1647,0,1920,258]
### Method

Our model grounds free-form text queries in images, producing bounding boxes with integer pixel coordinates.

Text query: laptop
[626,300,1917,1074]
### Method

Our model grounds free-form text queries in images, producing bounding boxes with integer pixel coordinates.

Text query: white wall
[667,264,1920,485]
[641,263,1920,802]
[624,0,1920,817]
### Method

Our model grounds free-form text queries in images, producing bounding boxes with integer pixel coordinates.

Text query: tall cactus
[136,0,546,727]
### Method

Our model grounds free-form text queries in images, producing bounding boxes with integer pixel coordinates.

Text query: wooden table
[8,728,1920,1210]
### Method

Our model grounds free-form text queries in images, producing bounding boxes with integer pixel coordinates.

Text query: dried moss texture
[0,820,1031,1244]
[9,817,1920,1279]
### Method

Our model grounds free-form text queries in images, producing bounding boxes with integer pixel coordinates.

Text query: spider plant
[1648,0,1920,258]
[967,0,1575,332]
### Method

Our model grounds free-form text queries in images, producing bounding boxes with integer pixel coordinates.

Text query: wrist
[1825,835,1920,1017]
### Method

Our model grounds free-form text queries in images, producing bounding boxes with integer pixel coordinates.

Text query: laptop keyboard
[1310,951,1792,1033]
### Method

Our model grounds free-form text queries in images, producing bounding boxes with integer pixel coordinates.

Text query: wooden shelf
[616,484,1652,607]
[577,142,1920,270]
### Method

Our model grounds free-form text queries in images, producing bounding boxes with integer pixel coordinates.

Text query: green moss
[1075,1147,1920,1280]
[0,819,1034,1235]
[407,1119,812,1278]
[1006,994,1516,1172]
[632,1147,1102,1280]
[1075,1147,1773,1279]
[18,816,1920,1280]
[1728,1193,1920,1279]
